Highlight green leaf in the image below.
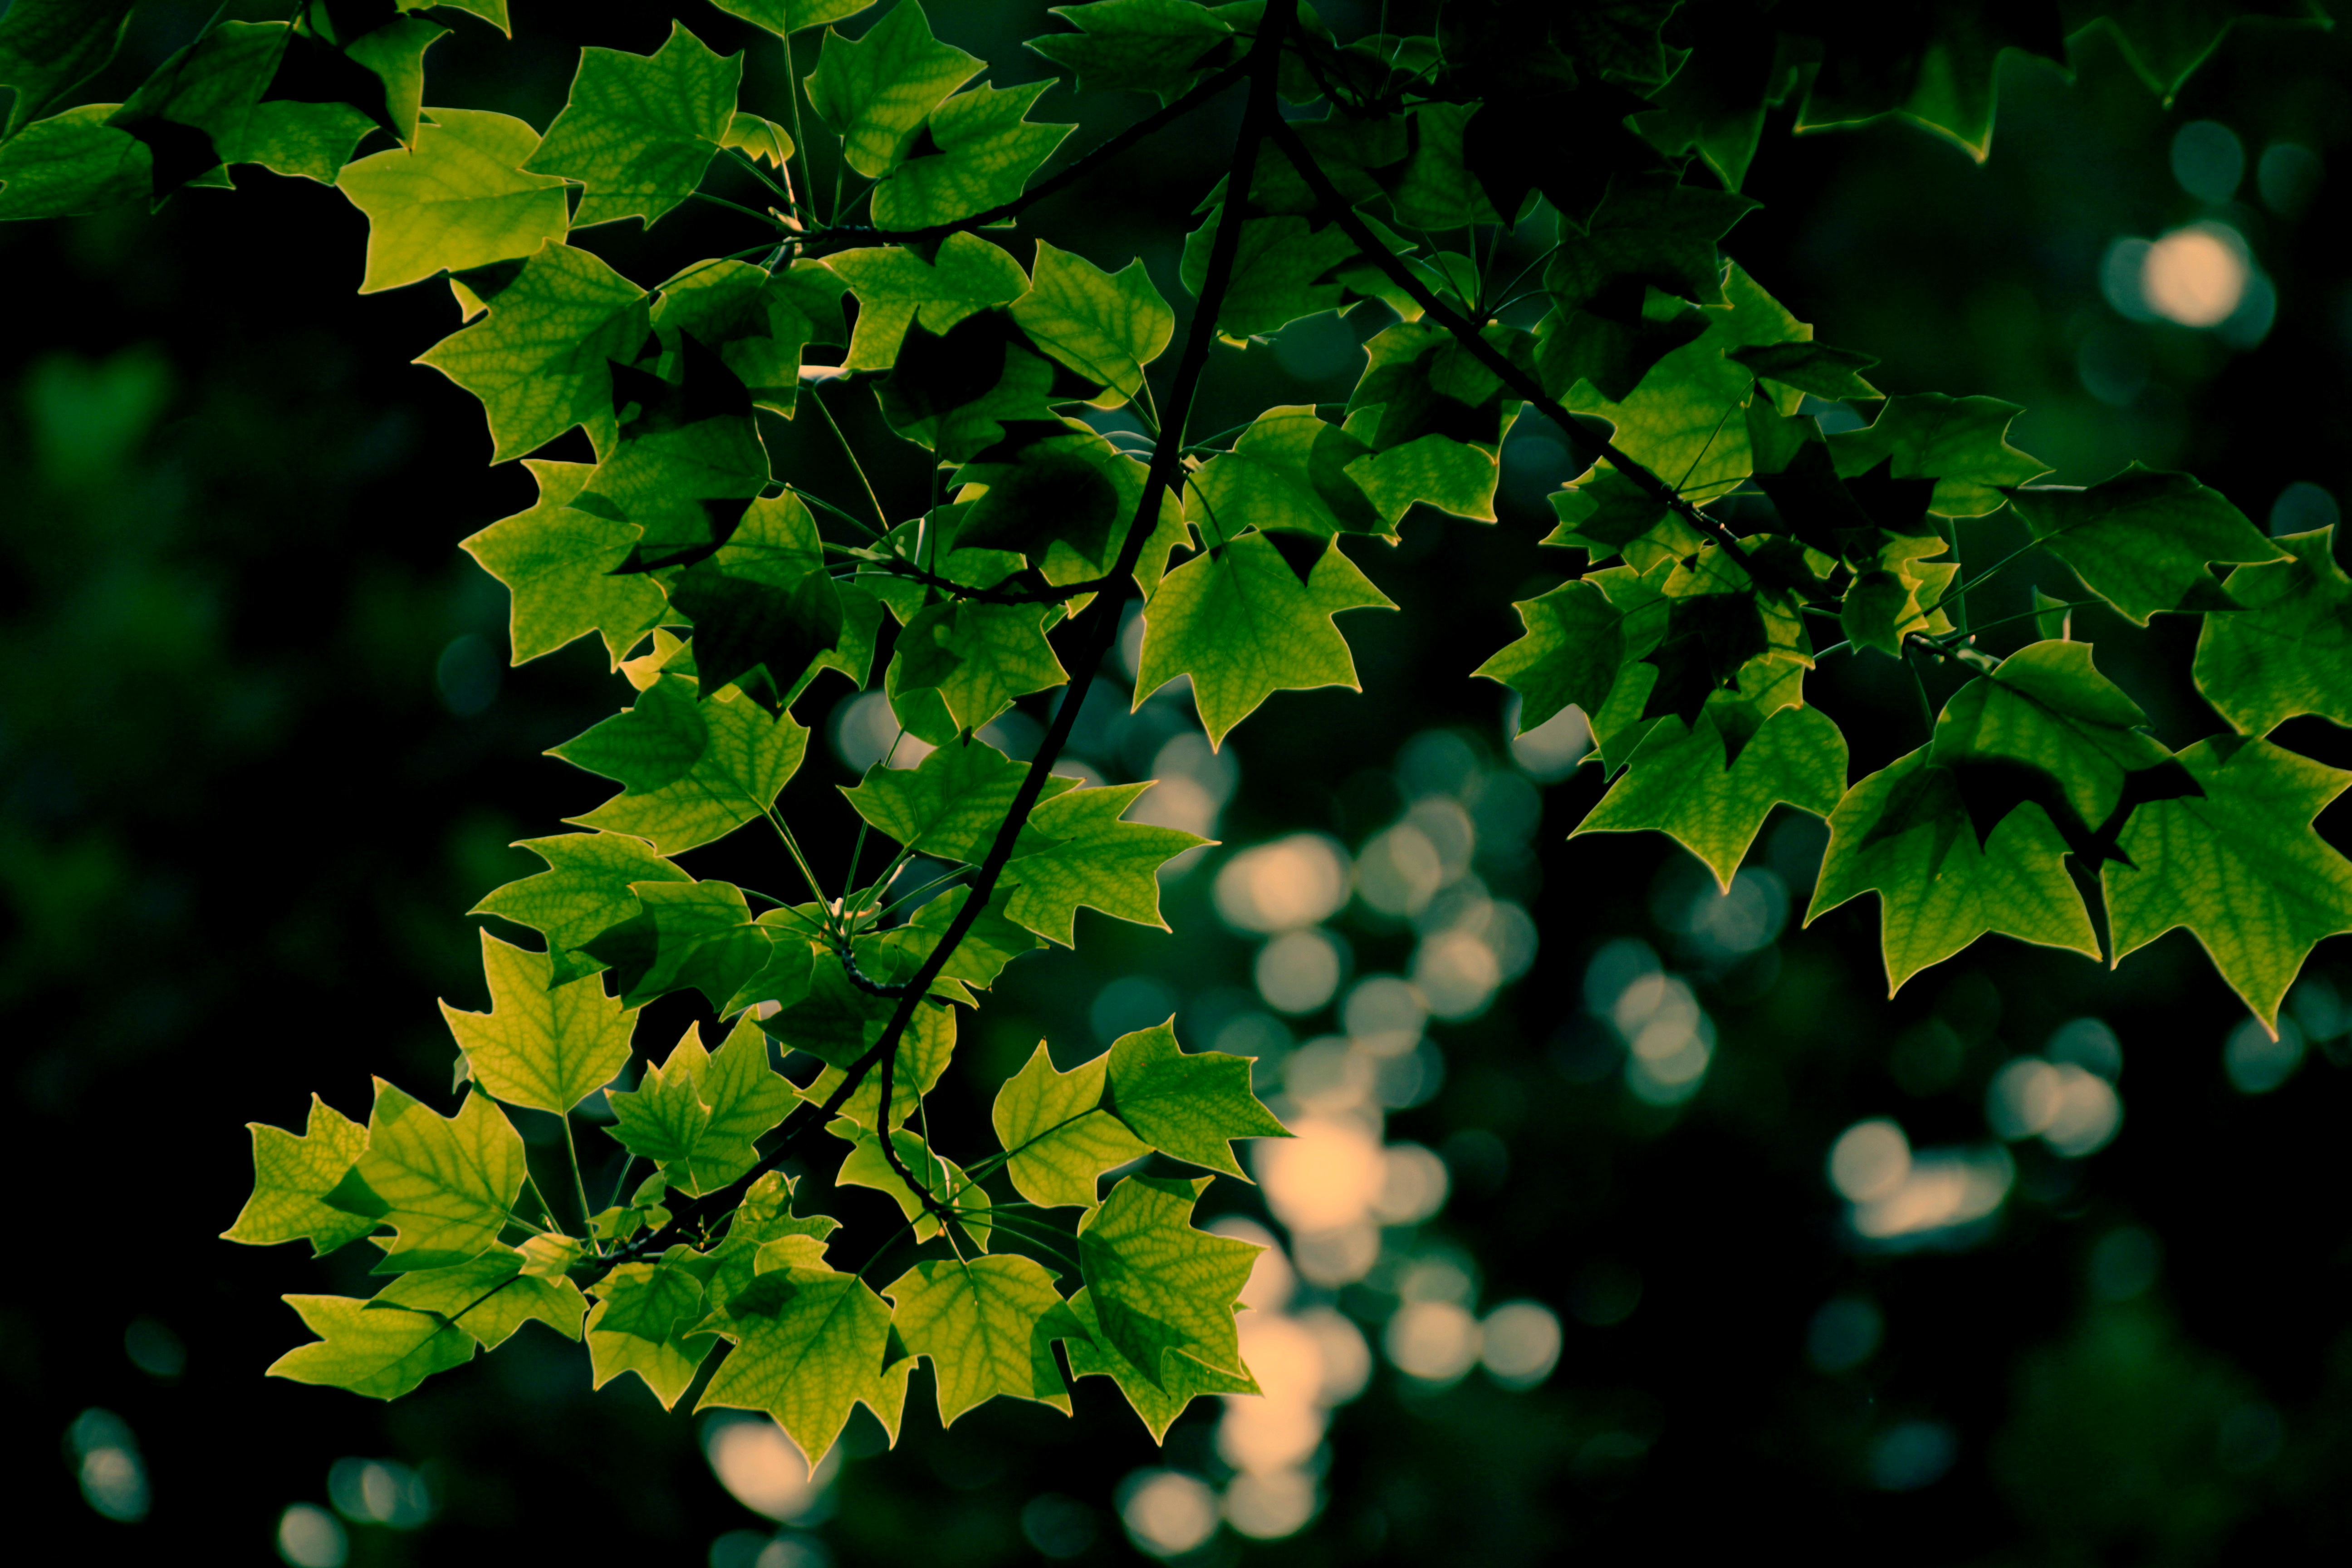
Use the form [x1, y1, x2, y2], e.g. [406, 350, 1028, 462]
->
[461, 458, 669, 669]
[0, 103, 150, 221]
[950, 425, 1170, 585]
[842, 735, 1080, 862]
[579, 355, 772, 571]
[372, 1245, 588, 1350]
[1077, 1174, 1259, 1387]
[886, 1256, 1077, 1424]
[1476, 576, 1622, 739]
[1135, 532, 1396, 747]
[586, 1251, 720, 1408]
[2011, 464, 2284, 627]
[1546, 177, 1760, 314]
[329, 1079, 528, 1272]
[2195, 527, 2352, 735]
[888, 599, 1069, 736]
[0, 0, 136, 136]
[835, 1123, 992, 1247]
[1060, 1285, 1253, 1440]
[872, 79, 1073, 228]
[1026, 0, 1238, 102]
[1729, 341, 1880, 401]
[696, 1260, 911, 1465]
[523, 23, 742, 228]
[1825, 392, 2052, 519]
[1931, 640, 2171, 829]
[1575, 703, 1847, 887]
[106, 22, 286, 192]
[267, 1295, 474, 1400]
[1010, 241, 1175, 407]
[1183, 405, 1382, 544]
[788, 988, 959, 1128]
[663, 491, 846, 702]
[338, 108, 571, 295]
[416, 240, 651, 462]
[608, 1017, 795, 1195]
[470, 831, 692, 986]
[992, 1041, 1151, 1208]
[1003, 783, 1208, 945]
[441, 928, 637, 1114]
[224, 1094, 376, 1256]
[580, 879, 772, 1010]
[1808, 746, 2098, 992]
[897, 883, 1046, 989]
[828, 232, 1030, 369]
[807, 0, 982, 177]
[554, 674, 809, 855]
[653, 260, 849, 417]
[2107, 735, 2352, 1029]
[1181, 206, 1359, 340]
[715, 1, 881, 36]
[1103, 1019, 1286, 1179]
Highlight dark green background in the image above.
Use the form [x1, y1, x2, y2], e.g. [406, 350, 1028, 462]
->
[9, 2, 2352, 1563]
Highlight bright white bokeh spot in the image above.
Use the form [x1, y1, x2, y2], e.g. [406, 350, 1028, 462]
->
[1829, 1119, 1912, 1204]
[1119, 1470, 1219, 1558]
[1509, 700, 1592, 781]
[1479, 1301, 1563, 1388]
[1849, 1148, 2014, 1241]
[1295, 1306, 1372, 1404]
[1412, 927, 1501, 1019]
[1385, 1300, 1482, 1382]
[1343, 974, 1426, 1057]
[1256, 927, 1343, 1014]
[704, 1416, 837, 1521]
[829, 689, 931, 772]
[1355, 822, 1446, 916]
[2226, 1017, 2305, 1094]
[1216, 834, 1352, 933]
[1222, 1468, 1318, 1540]
[277, 1504, 348, 1568]
[1987, 1057, 2063, 1139]
[1372, 1142, 1449, 1225]
[2040, 1066, 2123, 1157]
[1254, 1115, 1385, 1233]
[327, 1457, 434, 1529]
[69, 1409, 149, 1524]
[2141, 224, 2249, 327]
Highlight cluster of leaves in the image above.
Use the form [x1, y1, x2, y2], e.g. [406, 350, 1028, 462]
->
[5, 0, 2343, 1464]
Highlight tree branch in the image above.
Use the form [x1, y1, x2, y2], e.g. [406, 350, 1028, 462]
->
[785, 56, 1253, 258]
[601, 0, 1298, 1272]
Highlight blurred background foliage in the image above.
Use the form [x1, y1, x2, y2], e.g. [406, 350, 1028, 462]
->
[10, 1, 2352, 1563]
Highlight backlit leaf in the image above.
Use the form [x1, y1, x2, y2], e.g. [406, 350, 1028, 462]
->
[224, 1094, 375, 1256]
[992, 1041, 1150, 1208]
[267, 1295, 474, 1400]
[372, 1245, 588, 1349]
[461, 458, 669, 667]
[2194, 527, 2352, 736]
[885, 1254, 1074, 1423]
[871, 79, 1073, 229]
[2011, 464, 2283, 627]
[523, 23, 741, 228]
[807, 0, 981, 177]
[696, 1260, 909, 1465]
[1576, 702, 1847, 887]
[554, 673, 808, 855]
[329, 1079, 528, 1272]
[339, 108, 570, 294]
[1104, 1020, 1285, 1179]
[469, 830, 692, 986]
[1010, 240, 1175, 407]
[1003, 784, 1208, 945]
[1077, 1174, 1259, 1387]
[441, 928, 637, 1114]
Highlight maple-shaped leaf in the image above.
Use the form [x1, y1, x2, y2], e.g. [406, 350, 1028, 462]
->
[1026, 0, 1240, 101]
[1340, 315, 1527, 528]
[371, 1245, 588, 1350]
[807, 0, 981, 177]
[0, 103, 151, 222]
[469, 831, 691, 986]
[416, 240, 651, 462]
[0, 0, 137, 137]
[871, 314, 1064, 461]
[1637, 588, 1770, 725]
[609, 1017, 795, 1195]
[827, 232, 1030, 370]
[992, 1041, 1151, 1209]
[1135, 533, 1396, 747]
[580, 344, 771, 572]
[2010, 464, 2284, 627]
[586, 1252, 720, 1408]
[871, 79, 1073, 229]
[580, 878, 773, 1010]
[951, 425, 1177, 588]
[1183, 406, 1383, 545]
[1059, 1285, 1254, 1441]
[338, 108, 570, 294]
[1729, 340, 1881, 402]
[842, 735, 1080, 862]
[224, 1094, 375, 1256]
[652, 259, 849, 418]
[1824, 392, 2051, 519]
[1748, 397, 1938, 560]
[2195, 527, 2352, 736]
[696, 1260, 913, 1466]
[1576, 702, 1847, 887]
[886, 1254, 1077, 1425]
[461, 458, 669, 669]
[554, 674, 809, 855]
[834, 1122, 992, 1248]
[1547, 175, 1759, 313]
[523, 23, 741, 229]
[267, 1295, 474, 1400]
[1793, 4, 2067, 159]
[441, 928, 637, 1114]
[1009, 241, 1174, 408]
[1808, 746, 2097, 993]
[1077, 1174, 1260, 1389]
[1931, 640, 2173, 832]
[1103, 1021, 1286, 1180]
[893, 883, 1045, 989]
[713, 2, 878, 38]
[1476, 576, 1624, 738]
[887, 598, 1069, 737]
[324, 1079, 527, 1273]
[2107, 735, 2352, 1029]
[1180, 206, 1359, 340]
[1002, 784, 1209, 945]
[663, 491, 846, 702]
[788, 988, 958, 1129]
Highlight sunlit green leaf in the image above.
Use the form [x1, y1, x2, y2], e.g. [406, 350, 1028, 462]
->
[992, 1041, 1151, 1208]
[1010, 241, 1174, 407]
[872, 80, 1073, 229]
[1576, 702, 1847, 887]
[461, 458, 669, 668]
[2011, 464, 2283, 627]
[581, 879, 772, 1010]
[887, 599, 1069, 736]
[1059, 1285, 1253, 1439]
[1026, 0, 1238, 102]
[834, 1122, 991, 1247]
[1183, 405, 1382, 544]
[1104, 1019, 1286, 1179]
[886, 1254, 1075, 1424]
[1077, 1174, 1259, 1387]
[842, 735, 1080, 862]
[1003, 784, 1208, 945]
[828, 231, 1029, 368]
[0, 103, 150, 220]
[2194, 527, 2352, 736]
[268, 1294, 474, 1400]
[469, 830, 692, 986]
[523, 22, 741, 228]
[372, 1245, 588, 1349]
[587, 1251, 720, 1408]
[807, 0, 981, 177]
[696, 1259, 910, 1465]
[328, 1079, 528, 1273]
[1931, 640, 2171, 829]
[554, 674, 809, 855]
[339, 108, 571, 294]
[441, 928, 637, 1114]
[224, 1094, 375, 1256]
